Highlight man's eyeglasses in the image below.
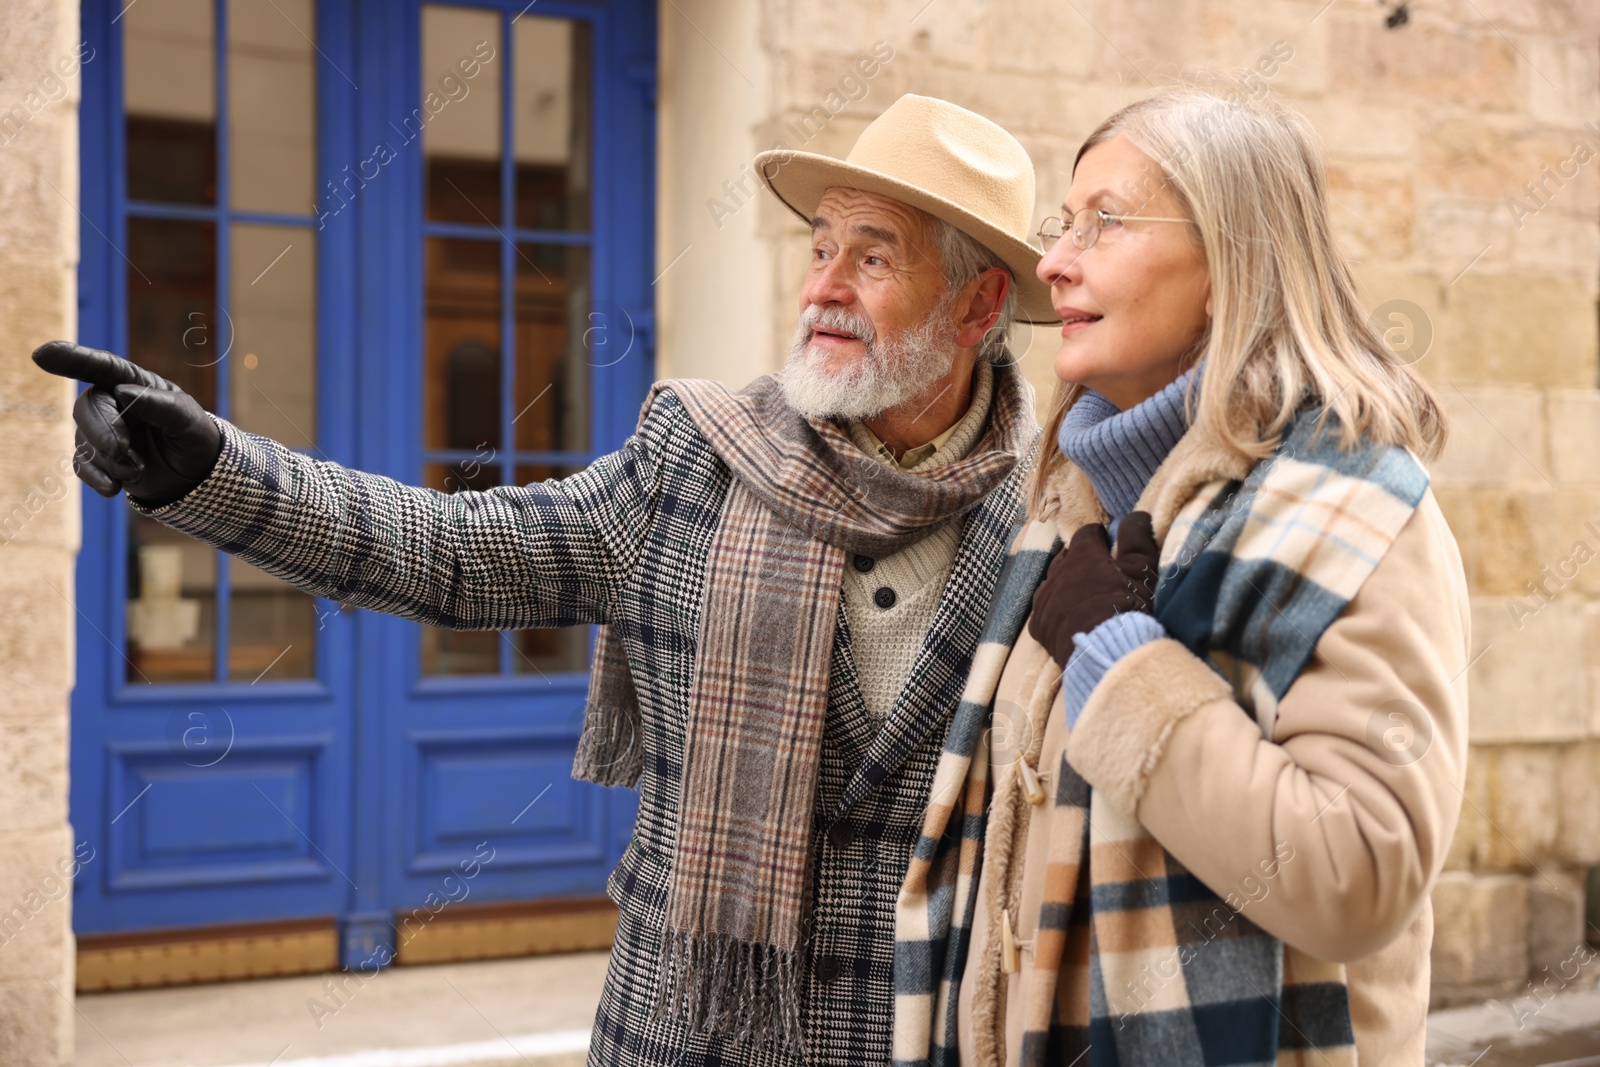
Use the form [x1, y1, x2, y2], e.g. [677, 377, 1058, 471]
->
[1037, 208, 1194, 252]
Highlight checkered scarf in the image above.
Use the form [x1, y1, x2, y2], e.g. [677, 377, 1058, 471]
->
[575, 361, 1038, 1052]
[893, 408, 1430, 1066]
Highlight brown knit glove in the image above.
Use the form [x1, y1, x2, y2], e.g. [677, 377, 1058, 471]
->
[1027, 511, 1160, 669]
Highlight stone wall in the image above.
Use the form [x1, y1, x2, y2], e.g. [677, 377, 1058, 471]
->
[0, 0, 83, 1062]
[661, 0, 1600, 1012]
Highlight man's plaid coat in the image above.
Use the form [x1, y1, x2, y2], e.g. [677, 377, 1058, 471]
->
[133, 389, 1033, 1066]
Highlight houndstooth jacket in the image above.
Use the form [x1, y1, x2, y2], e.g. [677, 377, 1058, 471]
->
[133, 389, 1033, 1066]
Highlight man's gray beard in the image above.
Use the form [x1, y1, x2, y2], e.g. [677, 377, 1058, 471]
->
[780, 301, 958, 421]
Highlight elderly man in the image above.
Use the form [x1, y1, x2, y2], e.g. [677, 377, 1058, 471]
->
[36, 94, 1056, 1066]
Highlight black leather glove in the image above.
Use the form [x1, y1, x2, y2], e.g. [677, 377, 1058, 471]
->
[1027, 511, 1160, 669]
[33, 341, 223, 507]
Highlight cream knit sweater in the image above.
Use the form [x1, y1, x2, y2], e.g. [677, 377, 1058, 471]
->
[840, 360, 995, 721]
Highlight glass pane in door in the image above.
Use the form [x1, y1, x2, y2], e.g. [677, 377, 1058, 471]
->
[124, 0, 216, 205]
[229, 557, 315, 682]
[422, 6, 502, 225]
[513, 16, 590, 232]
[514, 244, 589, 453]
[228, 0, 317, 214]
[230, 225, 317, 447]
[127, 516, 216, 683]
[423, 236, 502, 453]
[125, 217, 218, 404]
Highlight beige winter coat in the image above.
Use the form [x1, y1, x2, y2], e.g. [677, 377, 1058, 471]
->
[958, 417, 1471, 1066]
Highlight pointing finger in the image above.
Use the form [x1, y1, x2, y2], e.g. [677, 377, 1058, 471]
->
[33, 341, 162, 391]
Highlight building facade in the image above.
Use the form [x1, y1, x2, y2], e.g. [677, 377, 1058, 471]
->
[0, 0, 1596, 1062]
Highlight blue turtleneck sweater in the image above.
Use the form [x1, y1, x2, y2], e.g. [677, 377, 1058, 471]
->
[1057, 365, 1199, 729]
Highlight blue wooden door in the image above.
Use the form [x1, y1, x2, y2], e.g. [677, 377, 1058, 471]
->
[72, 0, 655, 968]
[341, 0, 655, 965]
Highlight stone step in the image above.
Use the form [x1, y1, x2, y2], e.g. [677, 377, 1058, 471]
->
[71, 952, 609, 1067]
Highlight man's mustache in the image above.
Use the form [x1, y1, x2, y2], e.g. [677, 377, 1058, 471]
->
[798, 304, 877, 349]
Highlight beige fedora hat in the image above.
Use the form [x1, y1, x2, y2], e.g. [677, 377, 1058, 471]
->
[754, 94, 1058, 325]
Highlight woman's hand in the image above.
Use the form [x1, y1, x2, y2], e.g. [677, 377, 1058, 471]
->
[1027, 511, 1160, 668]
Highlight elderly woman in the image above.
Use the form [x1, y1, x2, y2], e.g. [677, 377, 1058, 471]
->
[894, 88, 1469, 1067]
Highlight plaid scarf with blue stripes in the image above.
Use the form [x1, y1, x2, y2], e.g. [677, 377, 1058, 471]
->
[893, 407, 1430, 1066]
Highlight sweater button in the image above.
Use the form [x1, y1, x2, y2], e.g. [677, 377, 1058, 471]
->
[828, 821, 856, 849]
[873, 586, 897, 609]
[814, 955, 842, 984]
[852, 554, 875, 573]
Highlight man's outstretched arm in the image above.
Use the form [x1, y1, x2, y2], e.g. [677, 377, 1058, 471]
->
[35, 340, 662, 631]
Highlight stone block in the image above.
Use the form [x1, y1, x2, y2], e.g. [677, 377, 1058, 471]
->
[1587, 602, 1600, 739]
[1499, 130, 1600, 231]
[1511, 209, 1600, 281]
[1324, 161, 1413, 260]
[982, 0, 1099, 76]
[1540, 492, 1600, 600]
[769, 106, 865, 162]
[1027, 82, 1148, 185]
[1437, 490, 1600, 602]
[1442, 271, 1598, 388]
[1329, 19, 1519, 111]
[0, 422, 82, 552]
[1493, 496, 1583, 599]
[1429, 870, 1528, 992]
[1423, 119, 1600, 210]
[0, 980, 72, 1067]
[1439, 493, 1544, 598]
[1526, 868, 1589, 978]
[0, 825, 77, 982]
[1443, 744, 1487, 871]
[1526, 39, 1600, 130]
[1298, 99, 1417, 160]
[1468, 603, 1588, 744]
[1445, 0, 1600, 39]
[1219, 6, 1326, 99]
[1556, 738, 1600, 866]
[1070, 0, 1205, 86]
[1418, 117, 1516, 203]
[1430, 383, 1546, 489]
[0, 717, 66, 833]
[0, 104, 78, 262]
[1481, 745, 1562, 870]
[1013, 133, 1079, 210]
[776, 50, 904, 132]
[1349, 264, 1446, 376]
[779, 0, 982, 73]
[1548, 390, 1600, 485]
[1421, 201, 1514, 265]
[966, 70, 1086, 140]
[0, 254, 76, 422]
[0, 546, 75, 718]
[0, 0, 80, 98]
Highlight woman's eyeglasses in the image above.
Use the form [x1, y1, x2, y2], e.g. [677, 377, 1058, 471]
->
[1037, 208, 1194, 252]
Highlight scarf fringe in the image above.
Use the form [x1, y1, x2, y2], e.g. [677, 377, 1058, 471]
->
[572, 701, 643, 787]
[652, 929, 805, 1054]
